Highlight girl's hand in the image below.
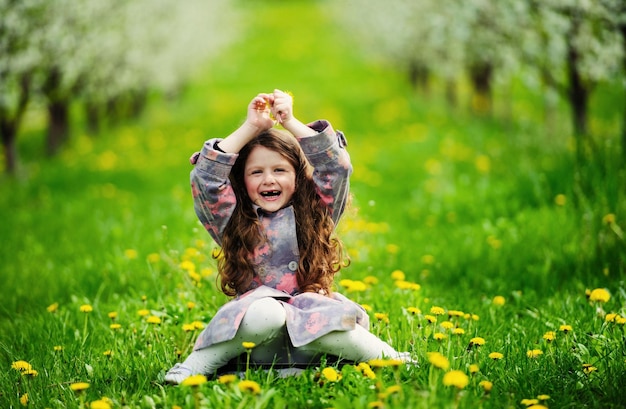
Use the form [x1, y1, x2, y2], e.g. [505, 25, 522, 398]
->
[245, 93, 275, 131]
[270, 89, 295, 125]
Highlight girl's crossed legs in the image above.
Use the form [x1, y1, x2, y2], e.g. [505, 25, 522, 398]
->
[165, 297, 405, 384]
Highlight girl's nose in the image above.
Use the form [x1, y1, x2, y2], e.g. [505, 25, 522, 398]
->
[262, 172, 276, 185]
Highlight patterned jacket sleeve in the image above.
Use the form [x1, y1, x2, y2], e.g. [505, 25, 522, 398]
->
[297, 120, 352, 225]
[189, 139, 238, 245]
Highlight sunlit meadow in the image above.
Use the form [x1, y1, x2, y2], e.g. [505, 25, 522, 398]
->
[1, 1, 625, 408]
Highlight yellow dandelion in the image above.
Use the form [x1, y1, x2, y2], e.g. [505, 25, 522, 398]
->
[427, 352, 450, 370]
[182, 323, 196, 332]
[385, 243, 399, 254]
[527, 405, 548, 409]
[615, 316, 626, 325]
[179, 260, 195, 272]
[559, 324, 573, 333]
[181, 374, 207, 386]
[242, 342, 256, 349]
[390, 270, 405, 281]
[521, 398, 539, 406]
[430, 306, 445, 316]
[469, 337, 486, 347]
[47, 303, 59, 313]
[537, 394, 550, 401]
[543, 331, 556, 342]
[103, 350, 113, 357]
[90, 399, 112, 409]
[374, 313, 389, 324]
[107, 311, 118, 320]
[146, 315, 162, 325]
[363, 276, 379, 285]
[469, 364, 479, 374]
[361, 303, 373, 312]
[238, 379, 261, 394]
[11, 361, 32, 372]
[217, 374, 238, 384]
[527, 349, 543, 358]
[70, 382, 90, 392]
[582, 363, 597, 374]
[354, 362, 374, 376]
[147, 253, 161, 263]
[479, 380, 493, 392]
[368, 401, 385, 409]
[110, 323, 121, 330]
[440, 321, 454, 330]
[386, 385, 402, 394]
[452, 328, 465, 335]
[407, 307, 421, 315]
[124, 249, 138, 259]
[602, 213, 616, 224]
[192, 321, 205, 330]
[424, 314, 437, 323]
[433, 332, 447, 341]
[588, 288, 610, 303]
[395, 280, 421, 290]
[54, 346, 63, 352]
[488, 352, 504, 360]
[321, 367, 341, 382]
[475, 155, 491, 173]
[137, 309, 150, 317]
[554, 194, 567, 206]
[605, 313, 619, 323]
[368, 358, 403, 368]
[448, 310, 464, 318]
[492, 295, 506, 306]
[22, 369, 38, 377]
[186, 301, 196, 310]
[442, 370, 469, 389]
[79, 304, 93, 313]
[20, 393, 28, 406]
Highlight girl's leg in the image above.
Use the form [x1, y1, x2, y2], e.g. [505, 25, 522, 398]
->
[295, 325, 408, 363]
[165, 297, 287, 384]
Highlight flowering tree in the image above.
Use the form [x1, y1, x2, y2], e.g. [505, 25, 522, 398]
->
[0, 0, 43, 174]
[523, 0, 624, 161]
[334, 0, 625, 157]
[0, 0, 238, 174]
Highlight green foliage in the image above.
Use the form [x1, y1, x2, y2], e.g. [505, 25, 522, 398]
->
[1, 1, 625, 408]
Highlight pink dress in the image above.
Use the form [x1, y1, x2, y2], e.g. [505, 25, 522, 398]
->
[189, 120, 369, 351]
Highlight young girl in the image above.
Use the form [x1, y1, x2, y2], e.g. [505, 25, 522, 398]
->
[165, 90, 410, 384]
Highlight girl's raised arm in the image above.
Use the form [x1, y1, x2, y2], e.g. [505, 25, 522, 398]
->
[217, 93, 275, 153]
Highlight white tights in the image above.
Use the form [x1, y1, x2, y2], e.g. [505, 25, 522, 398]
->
[176, 297, 402, 378]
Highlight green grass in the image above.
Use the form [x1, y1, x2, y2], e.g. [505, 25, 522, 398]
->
[1, 0, 625, 408]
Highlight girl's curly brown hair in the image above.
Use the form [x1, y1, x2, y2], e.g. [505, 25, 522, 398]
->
[216, 128, 348, 297]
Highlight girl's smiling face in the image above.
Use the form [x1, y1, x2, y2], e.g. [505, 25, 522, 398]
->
[244, 145, 296, 213]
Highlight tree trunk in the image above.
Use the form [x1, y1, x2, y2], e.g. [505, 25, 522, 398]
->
[408, 60, 430, 94]
[85, 100, 102, 135]
[0, 73, 31, 175]
[1, 121, 18, 175]
[566, 26, 590, 164]
[620, 24, 626, 159]
[469, 61, 493, 114]
[42, 67, 72, 156]
[45, 99, 70, 156]
[445, 79, 457, 108]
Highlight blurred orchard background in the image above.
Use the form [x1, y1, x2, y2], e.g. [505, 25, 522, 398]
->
[1, 0, 625, 408]
[2, 0, 625, 173]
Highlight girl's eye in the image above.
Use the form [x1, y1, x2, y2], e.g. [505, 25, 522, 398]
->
[250, 170, 262, 175]
[274, 168, 285, 173]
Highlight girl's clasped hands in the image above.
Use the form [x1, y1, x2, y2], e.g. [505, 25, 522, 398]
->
[248, 89, 294, 129]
